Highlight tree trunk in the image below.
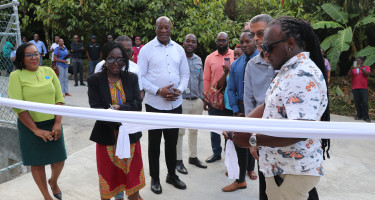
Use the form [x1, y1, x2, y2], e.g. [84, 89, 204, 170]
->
[224, 0, 237, 21]
[43, 25, 51, 58]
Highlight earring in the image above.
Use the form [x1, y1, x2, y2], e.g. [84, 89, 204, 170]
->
[288, 48, 291, 52]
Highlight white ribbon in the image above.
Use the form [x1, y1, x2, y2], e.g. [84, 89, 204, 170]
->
[115, 124, 130, 159]
[225, 139, 239, 180]
[1, 97, 375, 158]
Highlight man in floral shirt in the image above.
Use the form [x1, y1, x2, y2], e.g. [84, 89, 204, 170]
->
[234, 17, 330, 200]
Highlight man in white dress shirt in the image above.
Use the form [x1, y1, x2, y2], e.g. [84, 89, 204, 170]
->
[138, 16, 190, 195]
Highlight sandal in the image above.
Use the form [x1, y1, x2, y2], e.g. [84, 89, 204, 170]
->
[48, 179, 62, 200]
[248, 171, 258, 180]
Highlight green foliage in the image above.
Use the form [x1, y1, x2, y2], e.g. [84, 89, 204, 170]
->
[355, 15, 375, 27]
[336, 27, 352, 52]
[313, 2, 375, 71]
[312, 21, 344, 29]
[356, 46, 375, 57]
[321, 3, 348, 24]
[16, 0, 375, 66]
[18, 0, 242, 57]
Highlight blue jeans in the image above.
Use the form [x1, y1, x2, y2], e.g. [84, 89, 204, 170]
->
[89, 60, 99, 75]
[58, 66, 69, 94]
[208, 105, 232, 156]
[39, 55, 43, 66]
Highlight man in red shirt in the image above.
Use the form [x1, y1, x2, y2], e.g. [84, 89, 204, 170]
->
[203, 32, 234, 163]
[347, 56, 372, 122]
[132, 36, 143, 63]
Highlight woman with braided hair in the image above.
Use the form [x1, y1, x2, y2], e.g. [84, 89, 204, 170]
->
[233, 16, 330, 200]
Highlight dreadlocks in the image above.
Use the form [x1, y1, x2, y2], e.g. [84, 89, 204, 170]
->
[270, 17, 331, 159]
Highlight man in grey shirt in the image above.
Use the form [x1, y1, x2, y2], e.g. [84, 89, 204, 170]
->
[244, 54, 275, 115]
[176, 34, 207, 175]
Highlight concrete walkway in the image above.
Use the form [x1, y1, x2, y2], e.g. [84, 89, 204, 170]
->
[0, 80, 374, 200]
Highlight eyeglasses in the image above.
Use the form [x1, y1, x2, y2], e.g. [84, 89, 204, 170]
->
[260, 38, 289, 53]
[249, 31, 264, 39]
[25, 52, 40, 59]
[106, 57, 125, 65]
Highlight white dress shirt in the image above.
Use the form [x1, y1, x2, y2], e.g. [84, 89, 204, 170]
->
[50, 43, 59, 61]
[94, 60, 143, 91]
[138, 37, 190, 110]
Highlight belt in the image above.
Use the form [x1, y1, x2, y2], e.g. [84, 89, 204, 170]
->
[238, 100, 244, 104]
[184, 97, 198, 100]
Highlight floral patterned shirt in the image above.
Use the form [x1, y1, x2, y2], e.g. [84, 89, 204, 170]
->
[259, 52, 328, 177]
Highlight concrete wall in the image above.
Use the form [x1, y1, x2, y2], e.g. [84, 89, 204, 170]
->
[0, 126, 29, 183]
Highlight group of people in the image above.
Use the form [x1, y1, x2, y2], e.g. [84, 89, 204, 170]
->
[6, 13, 371, 200]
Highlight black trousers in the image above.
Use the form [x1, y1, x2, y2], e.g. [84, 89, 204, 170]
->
[235, 103, 255, 183]
[146, 104, 182, 180]
[352, 89, 369, 119]
[72, 58, 84, 84]
[235, 144, 255, 183]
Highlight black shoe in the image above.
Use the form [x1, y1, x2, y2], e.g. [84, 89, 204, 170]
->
[189, 157, 207, 168]
[364, 118, 371, 123]
[205, 154, 221, 163]
[176, 160, 188, 174]
[355, 116, 362, 120]
[80, 83, 86, 86]
[74, 83, 78, 87]
[166, 174, 186, 190]
[151, 179, 162, 194]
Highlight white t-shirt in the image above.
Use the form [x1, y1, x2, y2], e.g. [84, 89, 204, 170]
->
[94, 60, 143, 91]
[50, 43, 59, 61]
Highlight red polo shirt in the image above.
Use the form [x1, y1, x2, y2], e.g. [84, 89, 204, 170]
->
[351, 66, 371, 89]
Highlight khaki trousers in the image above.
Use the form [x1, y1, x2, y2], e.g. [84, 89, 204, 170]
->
[177, 99, 204, 160]
[265, 174, 320, 200]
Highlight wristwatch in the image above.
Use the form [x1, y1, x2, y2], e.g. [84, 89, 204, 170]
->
[249, 133, 257, 147]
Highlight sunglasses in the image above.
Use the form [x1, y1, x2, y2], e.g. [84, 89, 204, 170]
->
[249, 31, 264, 39]
[107, 57, 125, 65]
[260, 38, 289, 53]
[25, 52, 40, 59]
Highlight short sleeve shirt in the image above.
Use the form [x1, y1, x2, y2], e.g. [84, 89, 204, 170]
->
[54, 46, 69, 68]
[351, 65, 371, 89]
[2, 41, 13, 58]
[8, 67, 65, 122]
[259, 52, 328, 177]
[324, 58, 330, 71]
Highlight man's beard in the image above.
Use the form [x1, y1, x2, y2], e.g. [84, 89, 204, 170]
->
[217, 45, 228, 54]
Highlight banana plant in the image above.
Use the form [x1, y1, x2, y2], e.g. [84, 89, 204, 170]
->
[313, 3, 375, 70]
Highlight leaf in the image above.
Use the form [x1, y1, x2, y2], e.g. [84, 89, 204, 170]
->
[356, 46, 375, 57]
[327, 48, 341, 71]
[321, 34, 338, 50]
[334, 85, 344, 96]
[364, 54, 375, 66]
[355, 15, 375, 27]
[312, 21, 344, 29]
[321, 3, 348, 24]
[348, 13, 360, 19]
[335, 27, 352, 52]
